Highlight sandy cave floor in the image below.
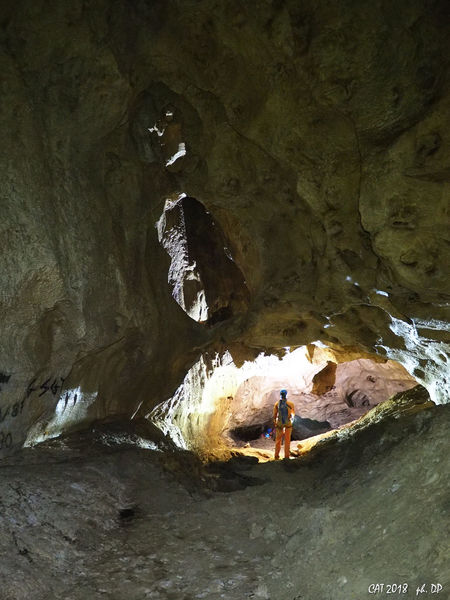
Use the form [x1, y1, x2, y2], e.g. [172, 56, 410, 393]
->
[0, 405, 448, 600]
[230, 427, 342, 462]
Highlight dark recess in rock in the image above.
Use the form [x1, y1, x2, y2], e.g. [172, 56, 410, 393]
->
[291, 415, 332, 440]
[182, 196, 250, 323]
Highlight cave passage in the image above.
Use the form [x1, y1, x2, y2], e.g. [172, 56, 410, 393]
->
[148, 345, 419, 461]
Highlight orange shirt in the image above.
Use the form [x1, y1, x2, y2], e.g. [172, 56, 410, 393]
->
[273, 399, 295, 427]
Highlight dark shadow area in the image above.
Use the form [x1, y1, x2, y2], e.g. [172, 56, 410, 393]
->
[230, 415, 332, 445]
[229, 420, 273, 443]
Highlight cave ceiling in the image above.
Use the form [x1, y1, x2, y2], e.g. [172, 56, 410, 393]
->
[0, 0, 449, 451]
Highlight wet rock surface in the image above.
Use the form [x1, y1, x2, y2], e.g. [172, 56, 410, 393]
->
[0, 403, 448, 600]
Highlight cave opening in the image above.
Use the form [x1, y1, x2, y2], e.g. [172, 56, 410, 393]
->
[148, 344, 420, 462]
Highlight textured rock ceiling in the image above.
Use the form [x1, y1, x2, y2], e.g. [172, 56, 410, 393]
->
[0, 0, 449, 452]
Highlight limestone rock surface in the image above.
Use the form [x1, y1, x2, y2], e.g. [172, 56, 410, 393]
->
[0, 402, 447, 600]
[0, 0, 449, 452]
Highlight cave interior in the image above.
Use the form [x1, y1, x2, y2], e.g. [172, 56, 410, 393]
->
[0, 1, 449, 598]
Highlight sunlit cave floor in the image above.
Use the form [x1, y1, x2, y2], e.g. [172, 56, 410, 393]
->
[229, 435, 330, 462]
[1, 404, 449, 599]
[230, 425, 343, 461]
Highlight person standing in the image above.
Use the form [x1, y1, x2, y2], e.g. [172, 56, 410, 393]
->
[273, 389, 295, 460]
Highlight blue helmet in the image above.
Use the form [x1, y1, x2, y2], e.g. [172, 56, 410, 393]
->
[280, 389, 287, 398]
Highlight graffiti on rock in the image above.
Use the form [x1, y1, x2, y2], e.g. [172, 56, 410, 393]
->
[26, 376, 65, 399]
[0, 431, 12, 449]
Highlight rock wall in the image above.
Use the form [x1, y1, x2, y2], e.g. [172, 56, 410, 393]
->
[0, 0, 449, 453]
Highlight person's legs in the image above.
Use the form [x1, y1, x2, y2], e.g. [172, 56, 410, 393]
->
[284, 426, 292, 458]
[274, 427, 283, 459]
